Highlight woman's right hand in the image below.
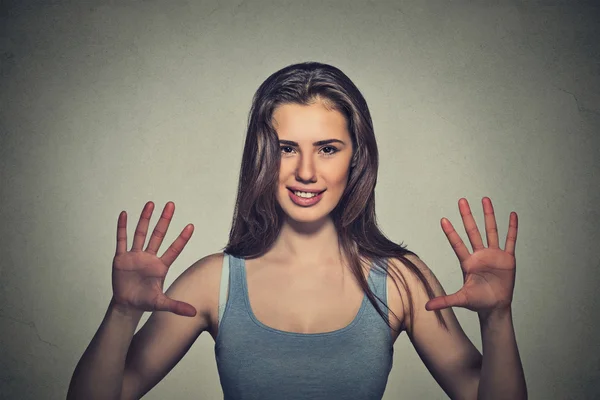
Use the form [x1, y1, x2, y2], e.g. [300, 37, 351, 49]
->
[111, 201, 197, 317]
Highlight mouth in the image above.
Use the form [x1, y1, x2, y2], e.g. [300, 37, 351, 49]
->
[287, 188, 326, 198]
[287, 188, 326, 206]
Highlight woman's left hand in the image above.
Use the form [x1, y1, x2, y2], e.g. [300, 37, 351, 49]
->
[425, 197, 518, 316]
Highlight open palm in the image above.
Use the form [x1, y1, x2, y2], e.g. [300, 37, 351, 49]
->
[112, 201, 197, 317]
[425, 197, 518, 314]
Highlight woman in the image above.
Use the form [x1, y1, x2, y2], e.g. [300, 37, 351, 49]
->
[67, 62, 527, 399]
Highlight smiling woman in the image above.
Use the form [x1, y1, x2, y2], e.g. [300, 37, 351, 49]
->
[67, 62, 527, 400]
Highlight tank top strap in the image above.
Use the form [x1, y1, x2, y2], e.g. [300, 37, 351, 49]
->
[366, 258, 389, 309]
[218, 253, 252, 330]
[223, 253, 245, 306]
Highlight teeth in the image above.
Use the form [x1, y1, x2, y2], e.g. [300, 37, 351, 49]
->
[294, 191, 318, 198]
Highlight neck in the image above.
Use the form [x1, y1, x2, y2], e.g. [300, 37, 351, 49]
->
[270, 216, 343, 266]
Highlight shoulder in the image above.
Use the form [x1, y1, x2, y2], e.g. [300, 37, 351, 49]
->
[176, 252, 225, 288]
[168, 252, 225, 322]
[384, 254, 443, 330]
[186, 252, 225, 275]
[386, 253, 438, 291]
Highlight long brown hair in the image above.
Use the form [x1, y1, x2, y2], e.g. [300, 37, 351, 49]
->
[224, 61, 446, 333]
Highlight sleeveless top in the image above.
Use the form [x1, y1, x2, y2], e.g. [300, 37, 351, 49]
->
[214, 253, 394, 400]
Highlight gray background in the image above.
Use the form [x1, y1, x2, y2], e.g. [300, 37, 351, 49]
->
[1, 1, 599, 399]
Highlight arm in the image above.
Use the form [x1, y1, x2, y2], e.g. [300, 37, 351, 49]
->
[398, 255, 526, 400]
[397, 197, 526, 399]
[67, 253, 222, 400]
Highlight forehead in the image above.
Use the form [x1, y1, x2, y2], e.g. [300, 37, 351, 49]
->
[271, 102, 350, 141]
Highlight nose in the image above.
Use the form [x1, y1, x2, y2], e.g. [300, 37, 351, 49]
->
[295, 153, 317, 183]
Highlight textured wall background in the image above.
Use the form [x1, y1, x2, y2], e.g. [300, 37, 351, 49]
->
[1, 1, 599, 399]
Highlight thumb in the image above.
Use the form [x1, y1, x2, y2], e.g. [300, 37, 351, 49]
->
[425, 290, 467, 311]
[155, 295, 197, 317]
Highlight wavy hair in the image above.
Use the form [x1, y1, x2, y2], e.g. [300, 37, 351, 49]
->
[224, 61, 446, 333]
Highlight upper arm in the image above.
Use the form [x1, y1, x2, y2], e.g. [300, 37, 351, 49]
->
[393, 255, 482, 400]
[120, 252, 224, 400]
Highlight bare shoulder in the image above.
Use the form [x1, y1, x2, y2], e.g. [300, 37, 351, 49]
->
[384, 254, 444, 335]
[388, 253, 434, 278]
[178, 252, 225, 323]
[186, 251, 225, 277]
[387, 253, 441, 295]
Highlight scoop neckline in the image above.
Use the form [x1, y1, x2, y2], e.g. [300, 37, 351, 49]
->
[240, 257, 372, 337]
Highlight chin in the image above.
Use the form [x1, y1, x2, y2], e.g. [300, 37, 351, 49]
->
[287, 212, 329, 224]
[281, 203, 336, 226]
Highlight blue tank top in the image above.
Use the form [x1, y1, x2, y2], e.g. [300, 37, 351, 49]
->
[214, 253, 394, 400]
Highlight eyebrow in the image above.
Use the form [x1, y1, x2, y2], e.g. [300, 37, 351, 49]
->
[278, 139, 346, 146]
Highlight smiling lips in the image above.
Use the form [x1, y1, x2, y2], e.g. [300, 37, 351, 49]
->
[287, 188, 325, 206]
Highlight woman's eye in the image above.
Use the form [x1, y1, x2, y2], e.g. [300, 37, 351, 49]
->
[280, 146, 294, 154]
[321, 146, 338, 155]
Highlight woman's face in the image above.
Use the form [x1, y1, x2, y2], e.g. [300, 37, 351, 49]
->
[272, 100, 354, 225]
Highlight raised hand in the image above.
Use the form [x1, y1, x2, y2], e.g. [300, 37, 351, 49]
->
[425, 197, 518, 315]
[112, 201, 197, 317]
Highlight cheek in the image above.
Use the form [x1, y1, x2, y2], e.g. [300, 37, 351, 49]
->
[331, 160, 352, 185]
[278, 163, 291, 185]
[331, 172, 348, 187]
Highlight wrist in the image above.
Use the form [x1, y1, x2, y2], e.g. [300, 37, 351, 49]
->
[109, 296, 144, 320]
[478, 305, 512, 324]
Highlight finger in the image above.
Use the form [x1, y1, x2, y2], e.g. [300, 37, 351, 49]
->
[458, 198, 485, 252]
[425, 290, 468, 311]
[160, 224, 194, 267]
[116, 211, 127, 256]
[131, 202, 154, 251]
[146, 202, 175, 255]
[155, 294, 197, 317]
[504, 211, 518, 256]
[482, 197, 500, 248]
[441, 217, 471, 264]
